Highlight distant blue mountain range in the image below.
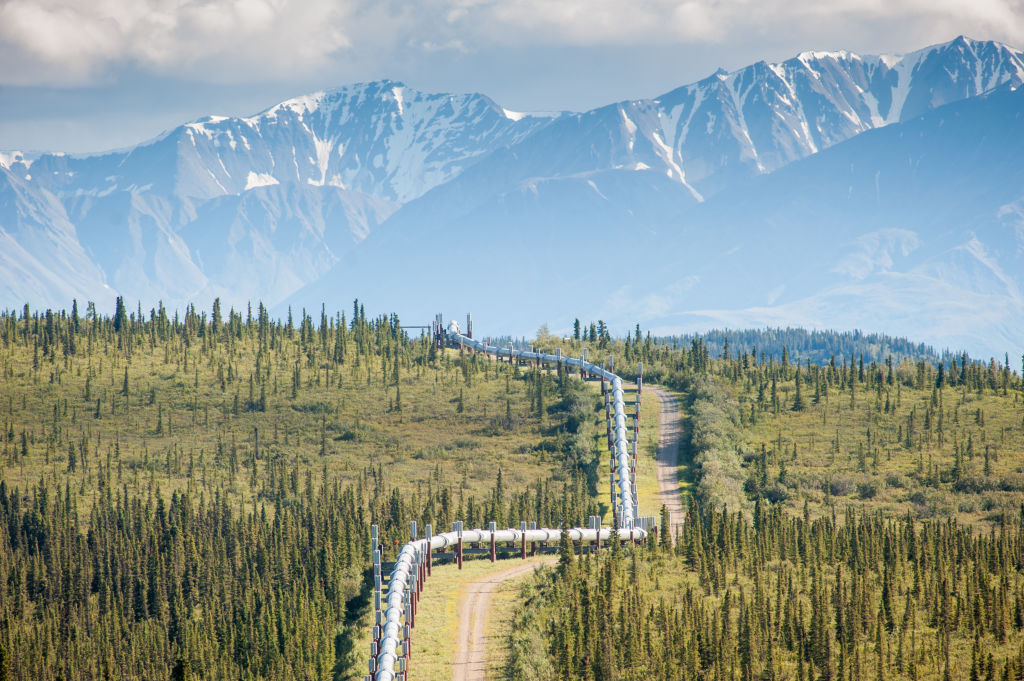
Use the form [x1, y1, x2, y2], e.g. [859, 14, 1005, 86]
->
[1, 36, 1022, 357]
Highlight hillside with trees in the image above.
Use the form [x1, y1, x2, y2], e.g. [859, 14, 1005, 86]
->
[508, 329, 1024, 681]
[0, 300, 604, 680]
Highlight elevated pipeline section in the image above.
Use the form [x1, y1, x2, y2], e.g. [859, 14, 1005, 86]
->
[366, 320, 656, 681]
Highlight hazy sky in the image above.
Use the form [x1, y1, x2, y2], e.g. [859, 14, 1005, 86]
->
[1, 0, 1022, 153]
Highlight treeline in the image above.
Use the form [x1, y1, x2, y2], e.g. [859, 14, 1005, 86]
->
[538, 326, 1023, 526]
[685, 375, 750, 517]
[655, 327, 953, 366]
[510, 503, 1024, 681]
[612, 335, 1023, 522]
[0, 463, 598, 680]
[0, 476, 355, 679]
[561, 320, 1021, 375]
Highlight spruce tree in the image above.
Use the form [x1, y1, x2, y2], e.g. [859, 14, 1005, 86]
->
[558, 522, 574, 576]
[793, 366, 805, 411]
[660, 504, 672, 551]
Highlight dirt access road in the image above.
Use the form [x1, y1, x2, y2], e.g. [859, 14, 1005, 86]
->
[451, 558, 556, 681]
[649, 385, 686, 540]
[449, 385, 686, 680]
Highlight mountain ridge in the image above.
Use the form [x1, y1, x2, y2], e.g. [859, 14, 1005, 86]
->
[1, 36, 1022, 357]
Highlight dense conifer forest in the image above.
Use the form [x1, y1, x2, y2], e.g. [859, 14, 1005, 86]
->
[654, 328, 950, 366]
[510, 504, 1024, 681]
[0, 300, 603, 680]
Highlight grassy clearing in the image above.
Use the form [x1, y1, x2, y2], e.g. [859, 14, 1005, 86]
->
[633, 383, 664, 519]
[0, 338, 566, 517]
[730, 365, 1024, 526]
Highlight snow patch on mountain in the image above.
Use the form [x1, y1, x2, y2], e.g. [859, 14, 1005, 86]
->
[245, 172, 279, 189]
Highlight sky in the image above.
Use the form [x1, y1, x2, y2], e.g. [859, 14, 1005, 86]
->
[1, 0, 1023, 154]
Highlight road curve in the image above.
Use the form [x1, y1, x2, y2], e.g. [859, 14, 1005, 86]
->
[452, 558, 557, 681]
[649, 386, 686, 540]
[449, 387, 686, 681]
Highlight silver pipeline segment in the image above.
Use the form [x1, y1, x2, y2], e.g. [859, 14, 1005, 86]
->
[453, 333, 638, 526]
[370, 526, 650, 681]
[455, 336, 635, 522]
[370, 328, 647, 681]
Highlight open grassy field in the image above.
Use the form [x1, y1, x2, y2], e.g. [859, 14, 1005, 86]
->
[725, 359, 1024, 526]
[0, 330, 569, 518]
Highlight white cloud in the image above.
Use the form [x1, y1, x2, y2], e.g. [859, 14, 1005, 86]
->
[0, 0, 351, 84]
[464, 0, 1024, 47]
[0, 0, 1022, 86]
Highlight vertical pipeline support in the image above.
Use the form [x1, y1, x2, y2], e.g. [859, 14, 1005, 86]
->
[409, 521, 419, 614]
[425, 523, 433, 576]
[631, 436, 638, 478]
[605, 392, 612, 450]
[404, 623, 411, 668]
[609, 471, 616, 524]
[456, 521, 464, 570]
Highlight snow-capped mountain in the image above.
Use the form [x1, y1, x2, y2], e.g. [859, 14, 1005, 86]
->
[1, 37, 1023, 357]
[3, 80, 551, 203]
[429, 35, 1024, 201]
[0, 167, 111, 306]
[652, 35, 1024, 193]
[286, 80, 1024, 358]
[0, 81, 548, 307]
